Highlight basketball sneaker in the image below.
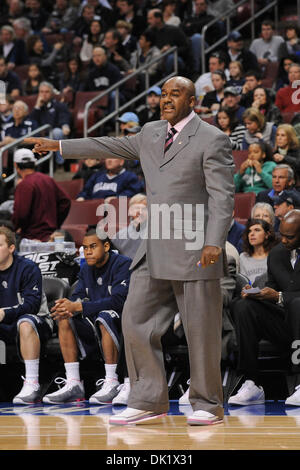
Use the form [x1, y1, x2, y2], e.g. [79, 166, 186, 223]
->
[228, 380, 265, 405]
[89, 378, 120, 404]
[285, 385, 300, 406]
[13, 377, 42, 404]
[112, 379, 131, 406]
[109, 407, 167, 425]
[42, 377, 85, 404]
[187, 410, 223, 426]
[178, 379, 190, 405]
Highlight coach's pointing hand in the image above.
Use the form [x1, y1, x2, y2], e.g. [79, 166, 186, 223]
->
[24, 137, 60, 154]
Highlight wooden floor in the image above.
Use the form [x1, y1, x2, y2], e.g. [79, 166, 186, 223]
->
[0, 403, 300, 451]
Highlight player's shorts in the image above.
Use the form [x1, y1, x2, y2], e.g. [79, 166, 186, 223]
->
[69, 310, 121, 360]
[0, 314, 53, 360]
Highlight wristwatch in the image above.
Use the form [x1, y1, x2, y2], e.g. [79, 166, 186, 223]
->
[277, 291, 284, 306]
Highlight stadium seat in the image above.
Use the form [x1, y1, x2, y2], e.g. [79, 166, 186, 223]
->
[282, 112, 295, 124]
[14, 64, 30, 81]
[234, 192, 256, 220]
[19, 94, 38, 112]
[61, 224, 88, 247]
[72, 91, 109, 137]
[62, 199, 105, 225]
[232, 150, 248, 171]
[56, 178, 84, 200]
[43, 276, 70, 309]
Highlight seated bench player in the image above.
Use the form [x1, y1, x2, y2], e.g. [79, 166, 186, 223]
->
[0, 227, 53, 404]
[42, 228, 131, 404]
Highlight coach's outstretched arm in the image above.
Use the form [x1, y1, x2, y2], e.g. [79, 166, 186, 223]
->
[24, 137, 60, 154]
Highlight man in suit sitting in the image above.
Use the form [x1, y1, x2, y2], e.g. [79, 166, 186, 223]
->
[229, 210, 300, 406]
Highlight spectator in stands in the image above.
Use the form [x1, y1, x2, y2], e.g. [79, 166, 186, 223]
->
[79, 19, 104, 63]
[72, 158, 104, 185]
[12, 17, 32, 44]
[0, 226, 53, 404]
[116, 0, 147, 39]
[250, 20, 284, 66]
[72, 4, 97, 47]
[0, 100, 37, 148]
[226, 61, 245, 94]
[272, 124, 300, 173]
[227, 212, 245, 254]
[251, 86, 283, 127]
[181, 0, 220, 77]
[194, 51, 229, 102]
[130, 29, 161, 87]
[26, 35, 64, 87]
[251, 202, 275, 228]
[138, 85, 161, 126]
[199, 70, 226, 115]
[0, 0, 25, 28]
[0, 96, 14, 133]
[79, 0, 115, 32]
[239, 69, 262, 109]
[229, 210, 300, 407]
[23, 63, 44, 95]
[102, 28, 132, 73]
[41, 0, 78, 34]
[42, 228, 131, 405]
[29, 81, 71, 164]
[273, 189, 300, 223]
[84, 47, 123, 115]
[278, 23, 300, 62]
[275, 55, 296, 92]
[162, 0, 181, 26]
[215, 107, 245, 150]
[221, 86, 246, 124]
[116, 20, 137, 55]
[25, 0, 49, 32]
[0, 55, 22, 98]
[223, 31, 259, 74]
[12, 148, 71, 241]
[256, 164, 295, 209]
[234, 141, 277, 194]
[239, 218, 278, 285]
[58, 55, 86, 94]
[76, 158, 143, 202]
[146, 8, 191, 75]
[0, 24, 28, 69]
[117, 111, 139, 134]
[275, 63, 300, 114]
[112, 193, 147, 260]
[242, 107, 277, 150]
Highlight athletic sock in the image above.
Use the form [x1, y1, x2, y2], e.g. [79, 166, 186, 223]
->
[65, 362, 81, 382]
[24, 359, 39, 383]
[104, 363, 118, 381]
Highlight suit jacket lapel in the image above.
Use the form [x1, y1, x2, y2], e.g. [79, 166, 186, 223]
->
[159, 116, 201, 169]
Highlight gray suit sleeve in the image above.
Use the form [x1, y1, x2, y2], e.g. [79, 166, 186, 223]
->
[61, 134, 141, 161]
[203, 132, 235, 247]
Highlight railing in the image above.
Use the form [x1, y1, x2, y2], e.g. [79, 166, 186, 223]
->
[83, 46, 178, 137]
[201, 0, 279, 73]
[0, 125, 54, 184]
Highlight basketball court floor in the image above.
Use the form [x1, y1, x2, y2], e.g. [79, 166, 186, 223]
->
[0, 401, 299, 451]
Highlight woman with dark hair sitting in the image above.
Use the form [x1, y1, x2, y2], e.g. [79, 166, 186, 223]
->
[251, 86, 282, 127]
[23, 63, 44, 96]
[199, 70, 227, 115]
[59, 55, 86, 94]
[80, 20, 105, 63]
[275, 55, 298, 91]
[278, 23, 300, 62]
[216, 107, 246, 150]
[239, 218, 279, 285]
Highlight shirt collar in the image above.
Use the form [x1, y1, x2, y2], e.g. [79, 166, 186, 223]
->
[167, 110, 196, 136]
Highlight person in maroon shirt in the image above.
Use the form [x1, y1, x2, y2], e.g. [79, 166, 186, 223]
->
[275, 63, 300, 113]
[12, 148, 71, 241]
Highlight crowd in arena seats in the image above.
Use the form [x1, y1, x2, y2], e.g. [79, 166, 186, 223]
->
[1, 0, 300, 407]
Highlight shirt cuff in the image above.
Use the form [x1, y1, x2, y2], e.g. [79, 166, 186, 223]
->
[59, 140, 62, 154]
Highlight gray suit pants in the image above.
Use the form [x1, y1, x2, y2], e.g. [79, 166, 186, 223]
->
[122, 258, 224, 418]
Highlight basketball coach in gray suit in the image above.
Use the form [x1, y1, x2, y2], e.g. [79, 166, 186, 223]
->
[26, 76, 235, 426]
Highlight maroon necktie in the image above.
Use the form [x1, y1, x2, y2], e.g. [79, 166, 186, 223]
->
[164, 127, 177, 153]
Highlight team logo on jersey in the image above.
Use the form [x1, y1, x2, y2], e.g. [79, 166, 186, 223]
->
[1, 281, 7, 289]
[97, 277, 103, 286]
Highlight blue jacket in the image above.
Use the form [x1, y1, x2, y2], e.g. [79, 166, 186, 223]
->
[78, 169, 143, 200]
[70, 251, 131, 319]
[29, 99, 71, 128]
[0, 254, 43, 325]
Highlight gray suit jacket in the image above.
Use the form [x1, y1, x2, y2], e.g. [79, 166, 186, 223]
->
[61, 115, 235, 280]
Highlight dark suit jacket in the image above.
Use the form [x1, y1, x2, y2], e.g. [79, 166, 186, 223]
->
[266, 243, 300, 305]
